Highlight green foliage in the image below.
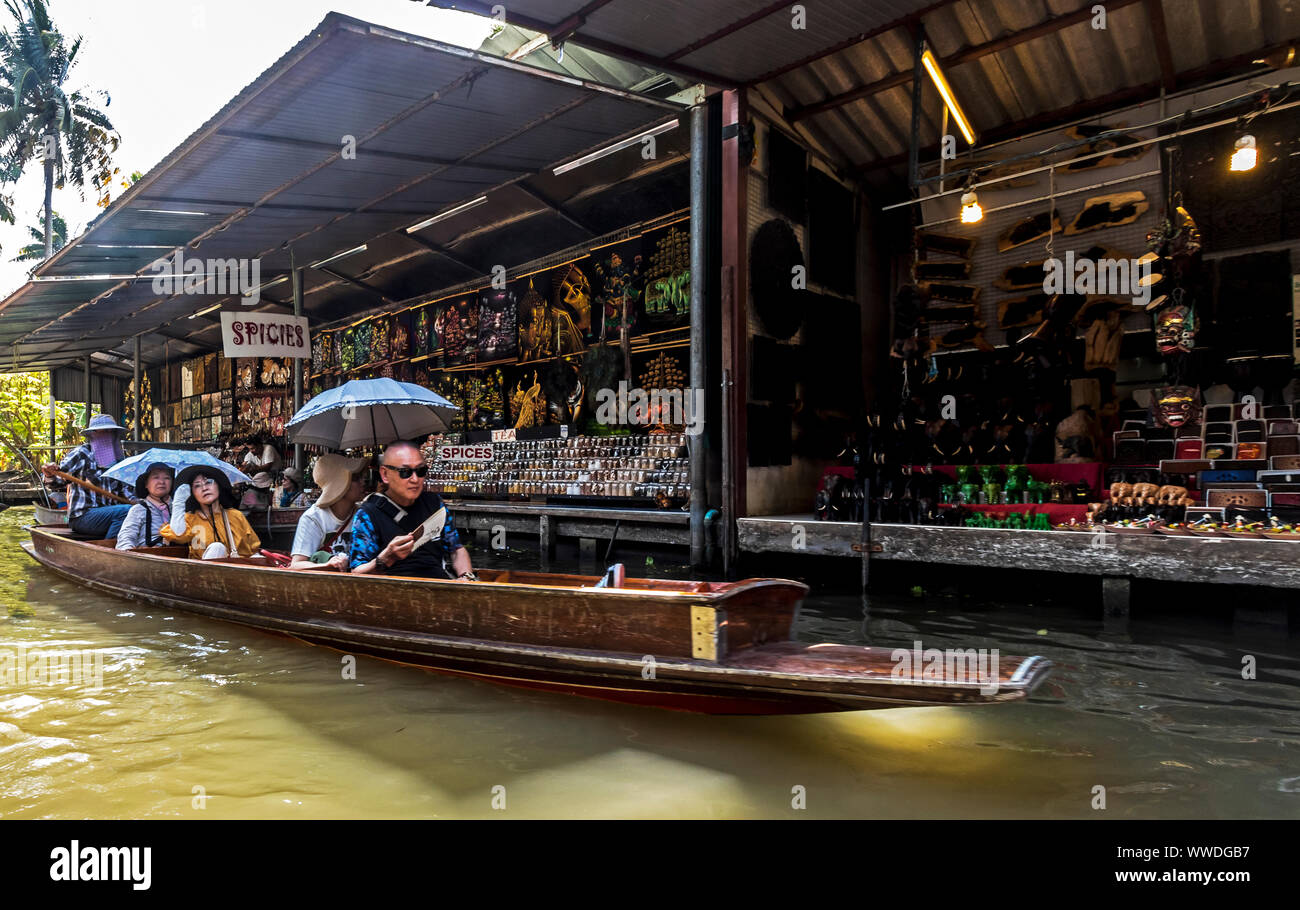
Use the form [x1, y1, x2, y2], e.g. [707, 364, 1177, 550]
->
[11, 208, 63, 260]
[0, 0, 119, 257]
[0, 371, 83, 470]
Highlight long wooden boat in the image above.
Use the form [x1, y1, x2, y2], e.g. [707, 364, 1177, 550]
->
[22, 526, 1051, 715]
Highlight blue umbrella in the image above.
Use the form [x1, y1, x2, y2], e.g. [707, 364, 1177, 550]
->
[286, 378, 459, 449]
[104, 448, 251, 489]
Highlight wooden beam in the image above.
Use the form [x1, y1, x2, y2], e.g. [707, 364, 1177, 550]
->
[315, 266, 400, 308]
[1143, 0, 1177, 92]
[788, 0, 1144, 123]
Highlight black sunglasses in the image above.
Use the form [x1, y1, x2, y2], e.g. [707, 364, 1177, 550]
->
[382, 463, 429, 479]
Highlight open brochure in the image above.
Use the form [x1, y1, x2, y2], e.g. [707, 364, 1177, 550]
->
[411, 507, 447, 552]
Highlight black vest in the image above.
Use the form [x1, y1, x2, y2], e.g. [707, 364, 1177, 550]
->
[359, 491, 453, 579]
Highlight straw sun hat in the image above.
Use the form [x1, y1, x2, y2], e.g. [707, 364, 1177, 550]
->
[313, 454, 368, 509]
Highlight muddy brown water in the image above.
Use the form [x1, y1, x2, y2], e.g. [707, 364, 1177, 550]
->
[1, 506, 1297, 818]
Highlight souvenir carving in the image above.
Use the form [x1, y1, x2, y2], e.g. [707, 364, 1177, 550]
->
[1061, 124, 1152, 172]
[919, 282, 980, 304]
[1065, 191, 1149, 236]
[1151, 386, 1201, 428]
[914, 231, 975, 259]
[997, 294, 1050, 329]
[993, 261, 1047, 291]
[1154, 301, 1195, 355]
[913, 260, 971, 282]
[999, 210, 1062, 252]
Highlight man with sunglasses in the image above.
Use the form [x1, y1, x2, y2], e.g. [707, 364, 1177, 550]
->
[349, 441, 476, 580]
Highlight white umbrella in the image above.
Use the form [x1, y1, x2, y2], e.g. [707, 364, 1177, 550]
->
[286, 378, 459, 449]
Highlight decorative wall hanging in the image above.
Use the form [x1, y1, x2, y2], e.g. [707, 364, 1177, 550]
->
[370, 315, 390, 363]
[554, 262, 593, 341]
[1065, 191, 1149, 235]
[642, 225, 690, 330]
[749, 218, 806, 340]
[352, 321, 373, 367]
[592, 242, 644, 342]
[478, 287, 518, 361]
[413, 307, 432, 358]
[510, 371, 547, 430]
[1150, 385, 1202, 428]
[390, 316, 410, 361]
[339, 328, 355, 372]
[438, 297, 476, 365]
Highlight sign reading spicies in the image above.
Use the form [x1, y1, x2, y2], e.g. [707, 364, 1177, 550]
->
[437, 444, 494, 463]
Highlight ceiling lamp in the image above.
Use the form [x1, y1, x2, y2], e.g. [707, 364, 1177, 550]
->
[921, 46, 977, 146]
[959, 188, 982, 224]
[1230, 133, 1257, 172]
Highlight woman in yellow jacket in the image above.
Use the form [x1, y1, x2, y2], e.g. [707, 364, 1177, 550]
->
[161, 466, 261, 559]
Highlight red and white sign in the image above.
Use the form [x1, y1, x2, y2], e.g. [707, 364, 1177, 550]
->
[437, 444, 494, 463]
[221, 312, 310, 358]
[491, 428, 517, 442]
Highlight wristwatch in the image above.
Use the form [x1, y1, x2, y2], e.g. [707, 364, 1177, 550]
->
[458, 571, 478, 581]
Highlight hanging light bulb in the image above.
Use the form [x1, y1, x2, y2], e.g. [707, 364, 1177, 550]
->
[960, 188, 982, 224]
[1230, 133, 1257, 172]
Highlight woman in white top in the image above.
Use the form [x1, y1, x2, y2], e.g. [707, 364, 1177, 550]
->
[115, 463, 175, 550]
[290, 454, 368, 571]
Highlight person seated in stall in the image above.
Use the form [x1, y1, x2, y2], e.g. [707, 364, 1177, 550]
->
[161, 466, 261, 559]
[41, 414, 135, 539]
[349, 441, 476, 580]
[240, 434, 282, 474]
[289, 455, 367, 571]
[115, 463, 175, 551]
[239, 472, 273, 510]
[277, 467, 307, 509]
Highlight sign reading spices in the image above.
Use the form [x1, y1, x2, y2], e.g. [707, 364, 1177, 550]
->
[221, 312, 310, 358]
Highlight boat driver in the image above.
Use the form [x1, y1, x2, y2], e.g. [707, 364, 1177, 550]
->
[41, 414, 135, 539]
[349, 441, 476, 580]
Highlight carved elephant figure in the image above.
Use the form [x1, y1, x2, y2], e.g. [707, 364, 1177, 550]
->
[1130, 482, 1161, 506]
[1109, 482, 1133, 505]
[1156, 484, 1191, 506]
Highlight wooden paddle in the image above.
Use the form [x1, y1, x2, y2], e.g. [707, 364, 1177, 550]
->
[43, 467, 132, 505]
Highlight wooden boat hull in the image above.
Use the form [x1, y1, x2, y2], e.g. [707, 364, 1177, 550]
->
[22, 528, 1051, 715]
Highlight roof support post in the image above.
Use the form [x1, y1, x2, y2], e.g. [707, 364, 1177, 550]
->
[291, 249, 305, 472]
[133, 336, 141, 442]
[689, 101, 707, 568]
[719, 89, 749, 577]
[83, 356, 91, 424]
[908, 28, 926, 190]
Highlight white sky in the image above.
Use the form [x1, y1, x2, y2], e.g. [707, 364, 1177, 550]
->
[0, 0, 496, 298]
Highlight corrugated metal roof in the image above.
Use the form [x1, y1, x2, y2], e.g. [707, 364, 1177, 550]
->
[443, 0, 1299, 180]
[0, 12, 689, 373]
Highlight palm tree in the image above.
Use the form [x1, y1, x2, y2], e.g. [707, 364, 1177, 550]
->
[11, 207, 61, 260]
[0, 0, 117, 261]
